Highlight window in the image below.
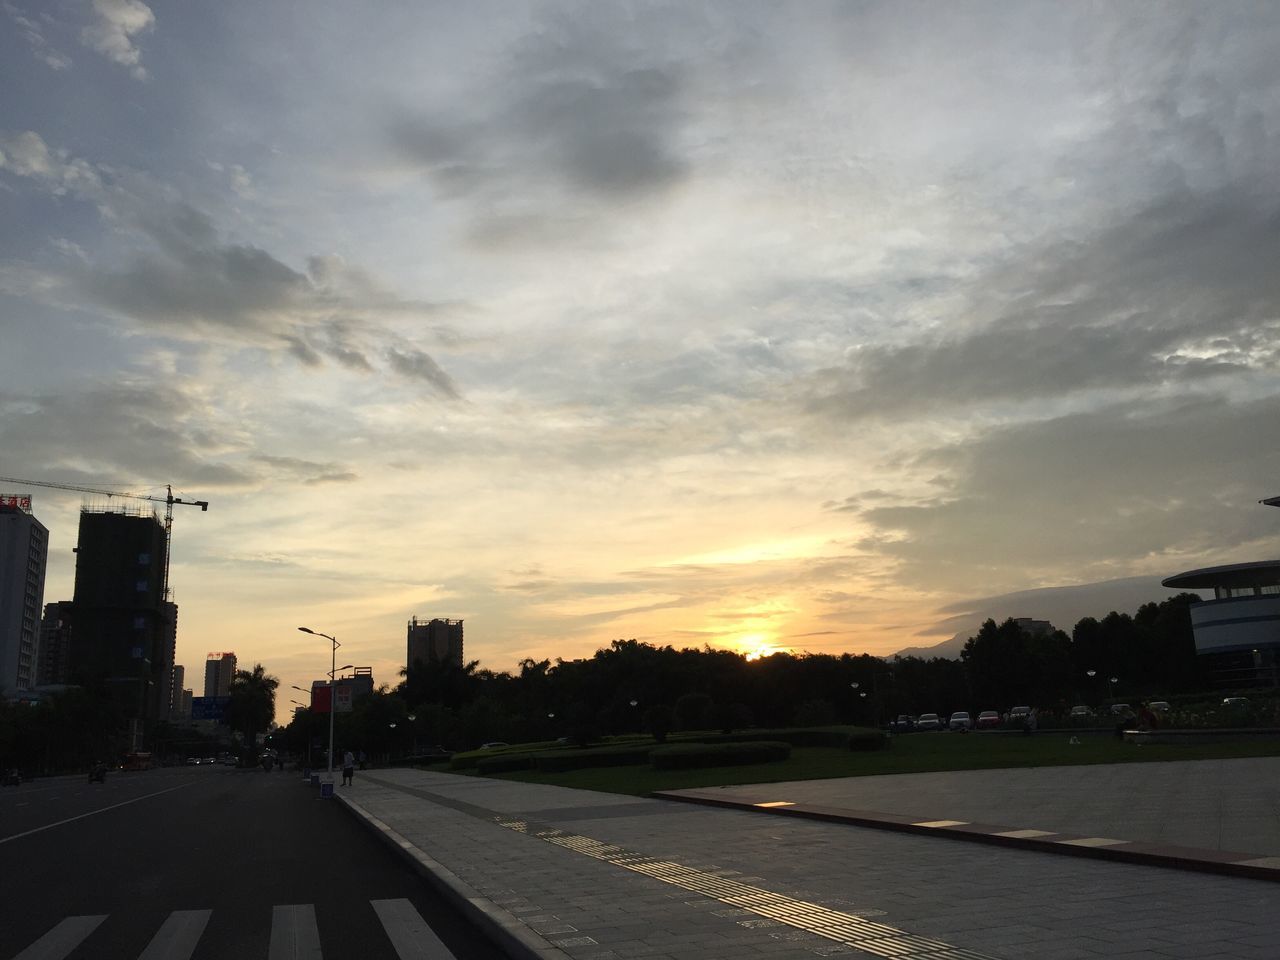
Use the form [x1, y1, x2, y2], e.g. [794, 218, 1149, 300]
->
[138, 553, 150, 564]
[136, 580, 148, 593]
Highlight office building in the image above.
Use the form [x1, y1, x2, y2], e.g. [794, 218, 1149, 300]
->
[1161, 495, 1280, 686]
[170, 663, 185, 717]
[204, 651, 237, 697]
[0, 494, 49, 696]
[68, 507, 175, 722]
[37, 600, 74, 686]
[406, 617, 464, 670]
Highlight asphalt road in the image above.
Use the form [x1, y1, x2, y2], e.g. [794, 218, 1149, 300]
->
[0, 765, 505, 959]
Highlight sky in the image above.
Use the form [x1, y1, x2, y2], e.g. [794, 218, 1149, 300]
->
[3, 1, 1280, 705]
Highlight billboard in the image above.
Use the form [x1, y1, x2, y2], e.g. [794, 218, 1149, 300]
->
[0, 494, 33, 512]
[190, 696, 231, 722]
[309, 683, 353, 713]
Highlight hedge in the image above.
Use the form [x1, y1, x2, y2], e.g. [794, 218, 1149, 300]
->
[847, 729, 886, 751]
[685, 727, 876, 749]
[650, 740, 790, 770]
[533, 745, 653, 773]
[475, 753, 538, 774]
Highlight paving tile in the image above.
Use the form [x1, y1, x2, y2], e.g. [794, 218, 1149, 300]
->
[341, 766, 1280, 960]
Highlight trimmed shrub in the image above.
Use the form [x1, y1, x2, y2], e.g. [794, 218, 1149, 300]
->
[533, 745, 652, 773]
[689, 727, 860, 749]
[645, 704, 674, 743]
[848, 729, 887, 751]
[650, 740, 790, 770]
[475, 753, 538, 774]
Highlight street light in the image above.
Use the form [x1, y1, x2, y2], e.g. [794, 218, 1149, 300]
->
[298, 626, 344, 786]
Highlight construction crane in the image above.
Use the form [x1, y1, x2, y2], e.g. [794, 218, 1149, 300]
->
[0, 475, 208, 600]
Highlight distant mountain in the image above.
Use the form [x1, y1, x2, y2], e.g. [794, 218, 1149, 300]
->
[892, 575, 1183, 660]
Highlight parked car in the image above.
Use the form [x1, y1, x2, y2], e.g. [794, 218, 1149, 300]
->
[1148, 701, 1171, 714]
[1069, 705, 1094, 718]
[1109, 703, 1133, 716]
[1222, 697, 1250, 707]
[915, 713, 943, 731]
[949, 711, 972, 731]
[1009, 705, 1032, 721]
[479, 741, 510, 750]
[976, 710, 1001, 729]
[889, 715, 916, 732]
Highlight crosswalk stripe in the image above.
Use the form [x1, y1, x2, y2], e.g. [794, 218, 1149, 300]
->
[137, 909, 211, 960]
[13, 915, 107, 960]
[269, 904, 323, 960]
[370, 899, 456, 960]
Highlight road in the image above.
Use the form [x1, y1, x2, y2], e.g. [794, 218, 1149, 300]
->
[0, 765, 505, 959]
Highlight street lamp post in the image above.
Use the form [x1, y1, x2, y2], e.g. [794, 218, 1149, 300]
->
[298, 626, 344, 785]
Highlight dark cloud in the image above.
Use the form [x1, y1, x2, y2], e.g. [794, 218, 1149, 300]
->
[388, 14, 690, 245]
[0, 382, 252, 489]
[804, 189, 1280, 421]
[250, 454, 358, 486]
[386, 347, 460, 399]
[856, 393, 1280, 590]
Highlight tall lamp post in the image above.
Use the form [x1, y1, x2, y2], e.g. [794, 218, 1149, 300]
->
[298, 626, 345, 784]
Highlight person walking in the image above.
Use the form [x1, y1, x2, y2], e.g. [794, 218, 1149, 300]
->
[342, 749, 355, 786]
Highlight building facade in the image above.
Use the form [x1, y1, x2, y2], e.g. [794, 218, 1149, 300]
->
[68, 508, 175, 722]
[1161, 560, 1280, 687]
[0, 496, 49, 696]
[204, 651, 237, 697]
[37, 600, 74, 686]
[406, 617, 464, 670]
[170, 663, 185, 717]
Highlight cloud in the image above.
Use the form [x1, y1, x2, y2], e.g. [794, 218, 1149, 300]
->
[0, 381, 252, 488]
[4, 2, 72, 70]
[0, 131, 102, 196]
[250, 454, 358, 486]
[80, 0, 154, 80]
[855, 393, 1280, 593]
[386, 347, 460, 400]
[0, 133, 463, 397]
[802, 189, 1280, 422]
[388, 11, 692, 245]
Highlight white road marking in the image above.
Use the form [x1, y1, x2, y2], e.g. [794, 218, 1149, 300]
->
[0, 782, 195, 846]
[13, 915, 107, 960]
[137, 910, 211, 960]
[371, 899, 456, 959]
[269, 904, 323, 960]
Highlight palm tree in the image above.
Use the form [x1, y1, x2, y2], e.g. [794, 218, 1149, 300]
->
[228, 664, 279, 760]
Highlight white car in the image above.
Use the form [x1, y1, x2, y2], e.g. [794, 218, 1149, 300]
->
[915, 713, 942, 731]
[948, 711, 972, 731]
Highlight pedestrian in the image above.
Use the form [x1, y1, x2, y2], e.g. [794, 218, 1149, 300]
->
[342, 749, 355, 786]
[358, 749, 367, 771]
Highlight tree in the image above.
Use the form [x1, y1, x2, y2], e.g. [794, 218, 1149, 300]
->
[227, 664, 279, 760]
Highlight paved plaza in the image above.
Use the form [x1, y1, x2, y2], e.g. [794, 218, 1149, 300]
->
[337, 758, 1280, 960]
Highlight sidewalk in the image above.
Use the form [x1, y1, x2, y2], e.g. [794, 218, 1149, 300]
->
[338, 762, 1280, 960]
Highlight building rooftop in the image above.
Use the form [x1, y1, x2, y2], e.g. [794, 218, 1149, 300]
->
[1162, 559, 1280, 589]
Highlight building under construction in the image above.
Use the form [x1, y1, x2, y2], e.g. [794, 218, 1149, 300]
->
[406, 617, 463, 670]
[67, 506, 177, 728]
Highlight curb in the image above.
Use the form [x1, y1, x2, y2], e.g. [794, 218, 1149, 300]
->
[335, 791, 572, 960]
[653, 788, 1280, 884]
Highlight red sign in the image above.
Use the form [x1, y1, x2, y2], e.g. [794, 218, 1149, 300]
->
[0, 494, 32, 512]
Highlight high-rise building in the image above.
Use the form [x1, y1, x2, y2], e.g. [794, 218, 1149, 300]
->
[170, 663, 185, 716]
[204, 651, 237, 697]
[68, 508, 175, 722]
[179, 688, 193, 720]
[406, 617, 464, 670]
[37, 600, 74, 686]
[0, 494, 49, 696]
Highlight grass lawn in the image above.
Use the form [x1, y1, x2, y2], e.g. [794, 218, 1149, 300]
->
[479, 731, 1280, 796]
